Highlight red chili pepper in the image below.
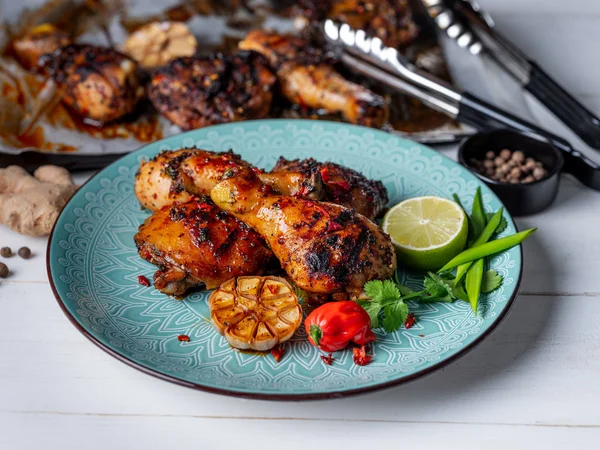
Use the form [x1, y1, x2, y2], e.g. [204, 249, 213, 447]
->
[267, 284, 279, 295]
[196, 201, 213, 212]
[321, 353, 334, 365]
[271, 345, 285, 363]
[404, 313, 416, 329]
[352, 345, 372, 366]
[330, 180, 351, 191]
[305, 301, 376, 353]
[327, 219, 342, 232]
[138, 275, 150, 286]
[319, 167, 330, 183]
[177, 334, 190, 342]
[319, 167, 351, 191]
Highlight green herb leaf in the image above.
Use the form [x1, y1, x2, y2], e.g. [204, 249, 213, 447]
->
[481, 269, 503, 293]
[356, 300, 382, 329]
[421, 272, 457, 302]
[485, 212, 507, 235]
[382, 301, 409, 333]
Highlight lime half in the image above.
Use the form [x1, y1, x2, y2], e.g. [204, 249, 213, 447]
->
[383, 196, 468, 271]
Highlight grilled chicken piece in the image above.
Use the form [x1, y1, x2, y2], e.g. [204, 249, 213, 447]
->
[211, 167, 396, 296]
[134, 197, 273, 296]
[12, 24, 72, 71]
[272, 157, 388, 220]
[239, 30, 387, 128]
[147, 51, 276, 130]
[135, 148, 322, 211]
[40, 44, 143, 124]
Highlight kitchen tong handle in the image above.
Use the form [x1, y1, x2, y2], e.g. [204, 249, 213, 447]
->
[525, 61, 600, 150]
[457, 92, 600, 190]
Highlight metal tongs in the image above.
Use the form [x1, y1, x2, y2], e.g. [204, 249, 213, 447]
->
[421, 0, 600, 150]
[323, 20, 600, 190]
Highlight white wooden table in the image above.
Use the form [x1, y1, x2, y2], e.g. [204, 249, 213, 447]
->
[2, 1, 600, 448]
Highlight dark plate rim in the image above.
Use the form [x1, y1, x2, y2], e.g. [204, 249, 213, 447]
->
[46, 119, 523, 401]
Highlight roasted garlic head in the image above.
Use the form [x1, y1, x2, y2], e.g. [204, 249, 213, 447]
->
[209, 276, 302, 351]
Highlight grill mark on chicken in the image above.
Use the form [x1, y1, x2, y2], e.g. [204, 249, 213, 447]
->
[147, 51, 276, 130]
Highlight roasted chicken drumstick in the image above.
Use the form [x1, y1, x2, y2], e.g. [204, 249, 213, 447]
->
[211, 166, 396, 296]
[239, 30, 388, 128]
[41, 44, 143, 124]
[134, 197, 273, 296]
[135, 149, 323, 211]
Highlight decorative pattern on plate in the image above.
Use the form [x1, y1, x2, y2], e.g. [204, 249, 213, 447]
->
[49, 120, 521, 398]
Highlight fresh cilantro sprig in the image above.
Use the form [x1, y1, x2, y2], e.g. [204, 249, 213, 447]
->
[359, 280, 409, 332]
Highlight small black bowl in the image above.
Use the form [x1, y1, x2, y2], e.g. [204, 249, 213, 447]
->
[458, 129, 564, 216]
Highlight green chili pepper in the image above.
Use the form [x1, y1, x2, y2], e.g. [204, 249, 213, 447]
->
[470, 187, 486, 242]
[465, 259, 484, 314]
[454, 208, 504, 285]
[439, 228, 536, 272]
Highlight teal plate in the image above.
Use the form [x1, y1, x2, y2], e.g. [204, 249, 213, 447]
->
[48, 120, 522, 400]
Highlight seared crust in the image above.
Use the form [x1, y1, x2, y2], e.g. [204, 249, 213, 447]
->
[41, 44, 142, 123]
[272, 157, 388, 220]
[134, 197, 274, 296]
[147, 51, 277, 130]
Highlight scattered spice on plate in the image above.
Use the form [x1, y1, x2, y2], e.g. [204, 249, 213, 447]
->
[0, 262, 8, 278]
[352, 345, 373, 366]
[177, 334, 190, 342]
[138, 275, 150, 286]
[321, 353, 334, 365]
[0, 247, 12, 257]
[470, 149, 548, 184]
[271, 344, 286, 363]
[418, 334, 425, 338]
[404, 313, 416, 329]
[17, 246, 31, 259]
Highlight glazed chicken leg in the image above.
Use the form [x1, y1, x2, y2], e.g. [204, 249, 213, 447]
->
[239, 30, 388, 128]
[135, 148, 323, 211]
[211, 167, 396, 296]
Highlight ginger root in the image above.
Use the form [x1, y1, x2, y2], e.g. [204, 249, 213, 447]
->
[0, 165, 78, 236]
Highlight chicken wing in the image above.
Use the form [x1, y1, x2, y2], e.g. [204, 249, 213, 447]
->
[40, 44, 143, 124]
[147, 51, 276, 130]
[239, 30, 388, 128]
[134, 197, 273, 296]
[210, 167, 396, 296]
[135, 148, 322, 211]
[271, 157, 388, 219]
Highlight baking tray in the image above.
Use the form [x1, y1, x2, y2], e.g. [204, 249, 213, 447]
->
[0, 0, 476, 170]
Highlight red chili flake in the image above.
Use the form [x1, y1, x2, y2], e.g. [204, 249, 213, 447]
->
[352, 345, 372, 366]
[271, 345, 285, 363]
[327, 219, 342, 232]
[138, 275, 150, 286]
[418, 334, 425, 338]
[195, 201, 213, 212]
[404, 313, 416, 329]
[252, 167, 262, 175]
[177, 334, 190, 342]
[330, 180, 351, 191]
[321, 353, 334, 365]
[267, 284, 279, 295]
[319, 166, 330, 182]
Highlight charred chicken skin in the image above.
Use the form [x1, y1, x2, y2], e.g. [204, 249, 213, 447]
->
[272, 157, 388, 220]
[210, 166, 396, 296]
[40, 44, 143, 124]
[239, 30, 388, 128]
[135, 148, 323, 211]
[134, 197, 274, 296]
[147, 51, 276, 130]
